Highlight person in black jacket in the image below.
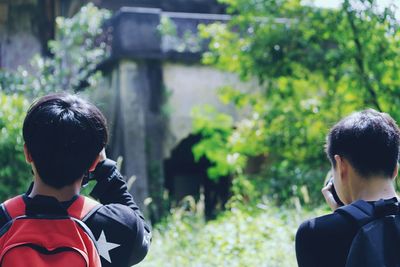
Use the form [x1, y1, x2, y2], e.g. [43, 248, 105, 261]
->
[296, 109, 400, 267]
[0, 93, 151, 267]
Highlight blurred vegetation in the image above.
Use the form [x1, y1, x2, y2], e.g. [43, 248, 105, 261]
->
[193, 0, 400, 206]
[0, 3, 110, 96]
[0, 94, 30, 198]
[0, 4, 110, 201]
[139, 197, 325, 267]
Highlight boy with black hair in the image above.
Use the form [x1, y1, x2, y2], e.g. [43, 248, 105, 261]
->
[296, 109, 400, 267]
[0, 93, 151, 266]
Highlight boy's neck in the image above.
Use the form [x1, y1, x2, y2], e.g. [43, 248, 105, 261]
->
[29, 177, 81, 202]
[352, 177, 398, 202]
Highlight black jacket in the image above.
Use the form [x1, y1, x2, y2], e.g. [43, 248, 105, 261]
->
[295, 199, 397, 267]
[296, 210, 358, 267]
[0, 159, 151, 267]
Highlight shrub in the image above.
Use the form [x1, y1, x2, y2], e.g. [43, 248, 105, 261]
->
[138, 201, 324, 267]
[0, 93, 31, 200]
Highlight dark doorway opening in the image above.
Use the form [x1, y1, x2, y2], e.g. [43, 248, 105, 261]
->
[164, 134, 231, 219]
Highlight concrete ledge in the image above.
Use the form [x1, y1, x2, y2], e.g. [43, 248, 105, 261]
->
[106, 7, 162, 60]
[104, 7, 230, 62]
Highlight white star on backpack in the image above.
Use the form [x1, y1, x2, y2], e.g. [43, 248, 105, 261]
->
[96, 230, 121, 263]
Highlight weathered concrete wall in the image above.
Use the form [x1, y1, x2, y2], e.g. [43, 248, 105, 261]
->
[163, 63, 256, 158]
[96, 0, 225, 14]
[86, 8, 257, 219]
[0, 1, 42, 70]
[63, 0, 225, 15]
[89, 60, 151, 211]
[89, 61, 257, 217]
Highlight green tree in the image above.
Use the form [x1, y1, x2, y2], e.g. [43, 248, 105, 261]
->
[194, 0, 400, 205]
[0, 3, 111, 96]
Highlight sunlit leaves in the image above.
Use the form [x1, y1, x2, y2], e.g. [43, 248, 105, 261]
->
[0, 3, 111, 96]
[193, 0, 400, 205]
[192, 106, 237, 179]
[140, 202, 323, 267]
[0, 93, 31, 199]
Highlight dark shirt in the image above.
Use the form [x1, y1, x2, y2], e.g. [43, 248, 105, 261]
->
[0, 159, 151, 267]
[296, 210, 359, 267]
[295, 198, 400, 267]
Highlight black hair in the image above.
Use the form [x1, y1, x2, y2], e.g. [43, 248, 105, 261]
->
[23, 93, 108, 188]
[326, 109, 400, 178]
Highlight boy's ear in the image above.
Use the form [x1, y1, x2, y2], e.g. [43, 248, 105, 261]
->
[23, 144, 33, 163]
[88, 155, 101, 172]
[334, 155, 348, 181]
[392, 163, 399, 179]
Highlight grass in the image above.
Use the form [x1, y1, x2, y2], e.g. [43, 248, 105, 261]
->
[137, 198, 325, 267]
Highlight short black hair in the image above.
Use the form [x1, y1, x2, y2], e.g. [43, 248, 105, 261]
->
[326, 109, 400, 178]
[23, 93, 108, 188]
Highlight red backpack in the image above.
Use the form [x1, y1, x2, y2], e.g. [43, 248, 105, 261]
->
[0, 195, 102, 267]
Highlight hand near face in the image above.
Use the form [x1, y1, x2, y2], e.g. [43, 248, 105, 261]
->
[98, 148, 107, 162]
[321, 181, 340, 211]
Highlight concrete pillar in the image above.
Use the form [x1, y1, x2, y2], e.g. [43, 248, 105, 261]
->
[89, 7, 232, 220]
[113, 60, 149, 210]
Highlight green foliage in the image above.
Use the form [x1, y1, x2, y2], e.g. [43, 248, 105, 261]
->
[0, 4, 110, 200]
[192, 105, 238, 179]
[0, 93, 31, 199]
[159, 15, 203, 53]
[0, 3, 111, 96]
[138, 201, 324, 267]
[194, 0, 400, 205]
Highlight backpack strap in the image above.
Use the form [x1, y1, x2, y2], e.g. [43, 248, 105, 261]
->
[3, 195, 101, 221]
[67, 195, 101, 221]
[3, 195, 26, 220]
[336, 200, 375, 227]
[373, 198, 399, 217]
